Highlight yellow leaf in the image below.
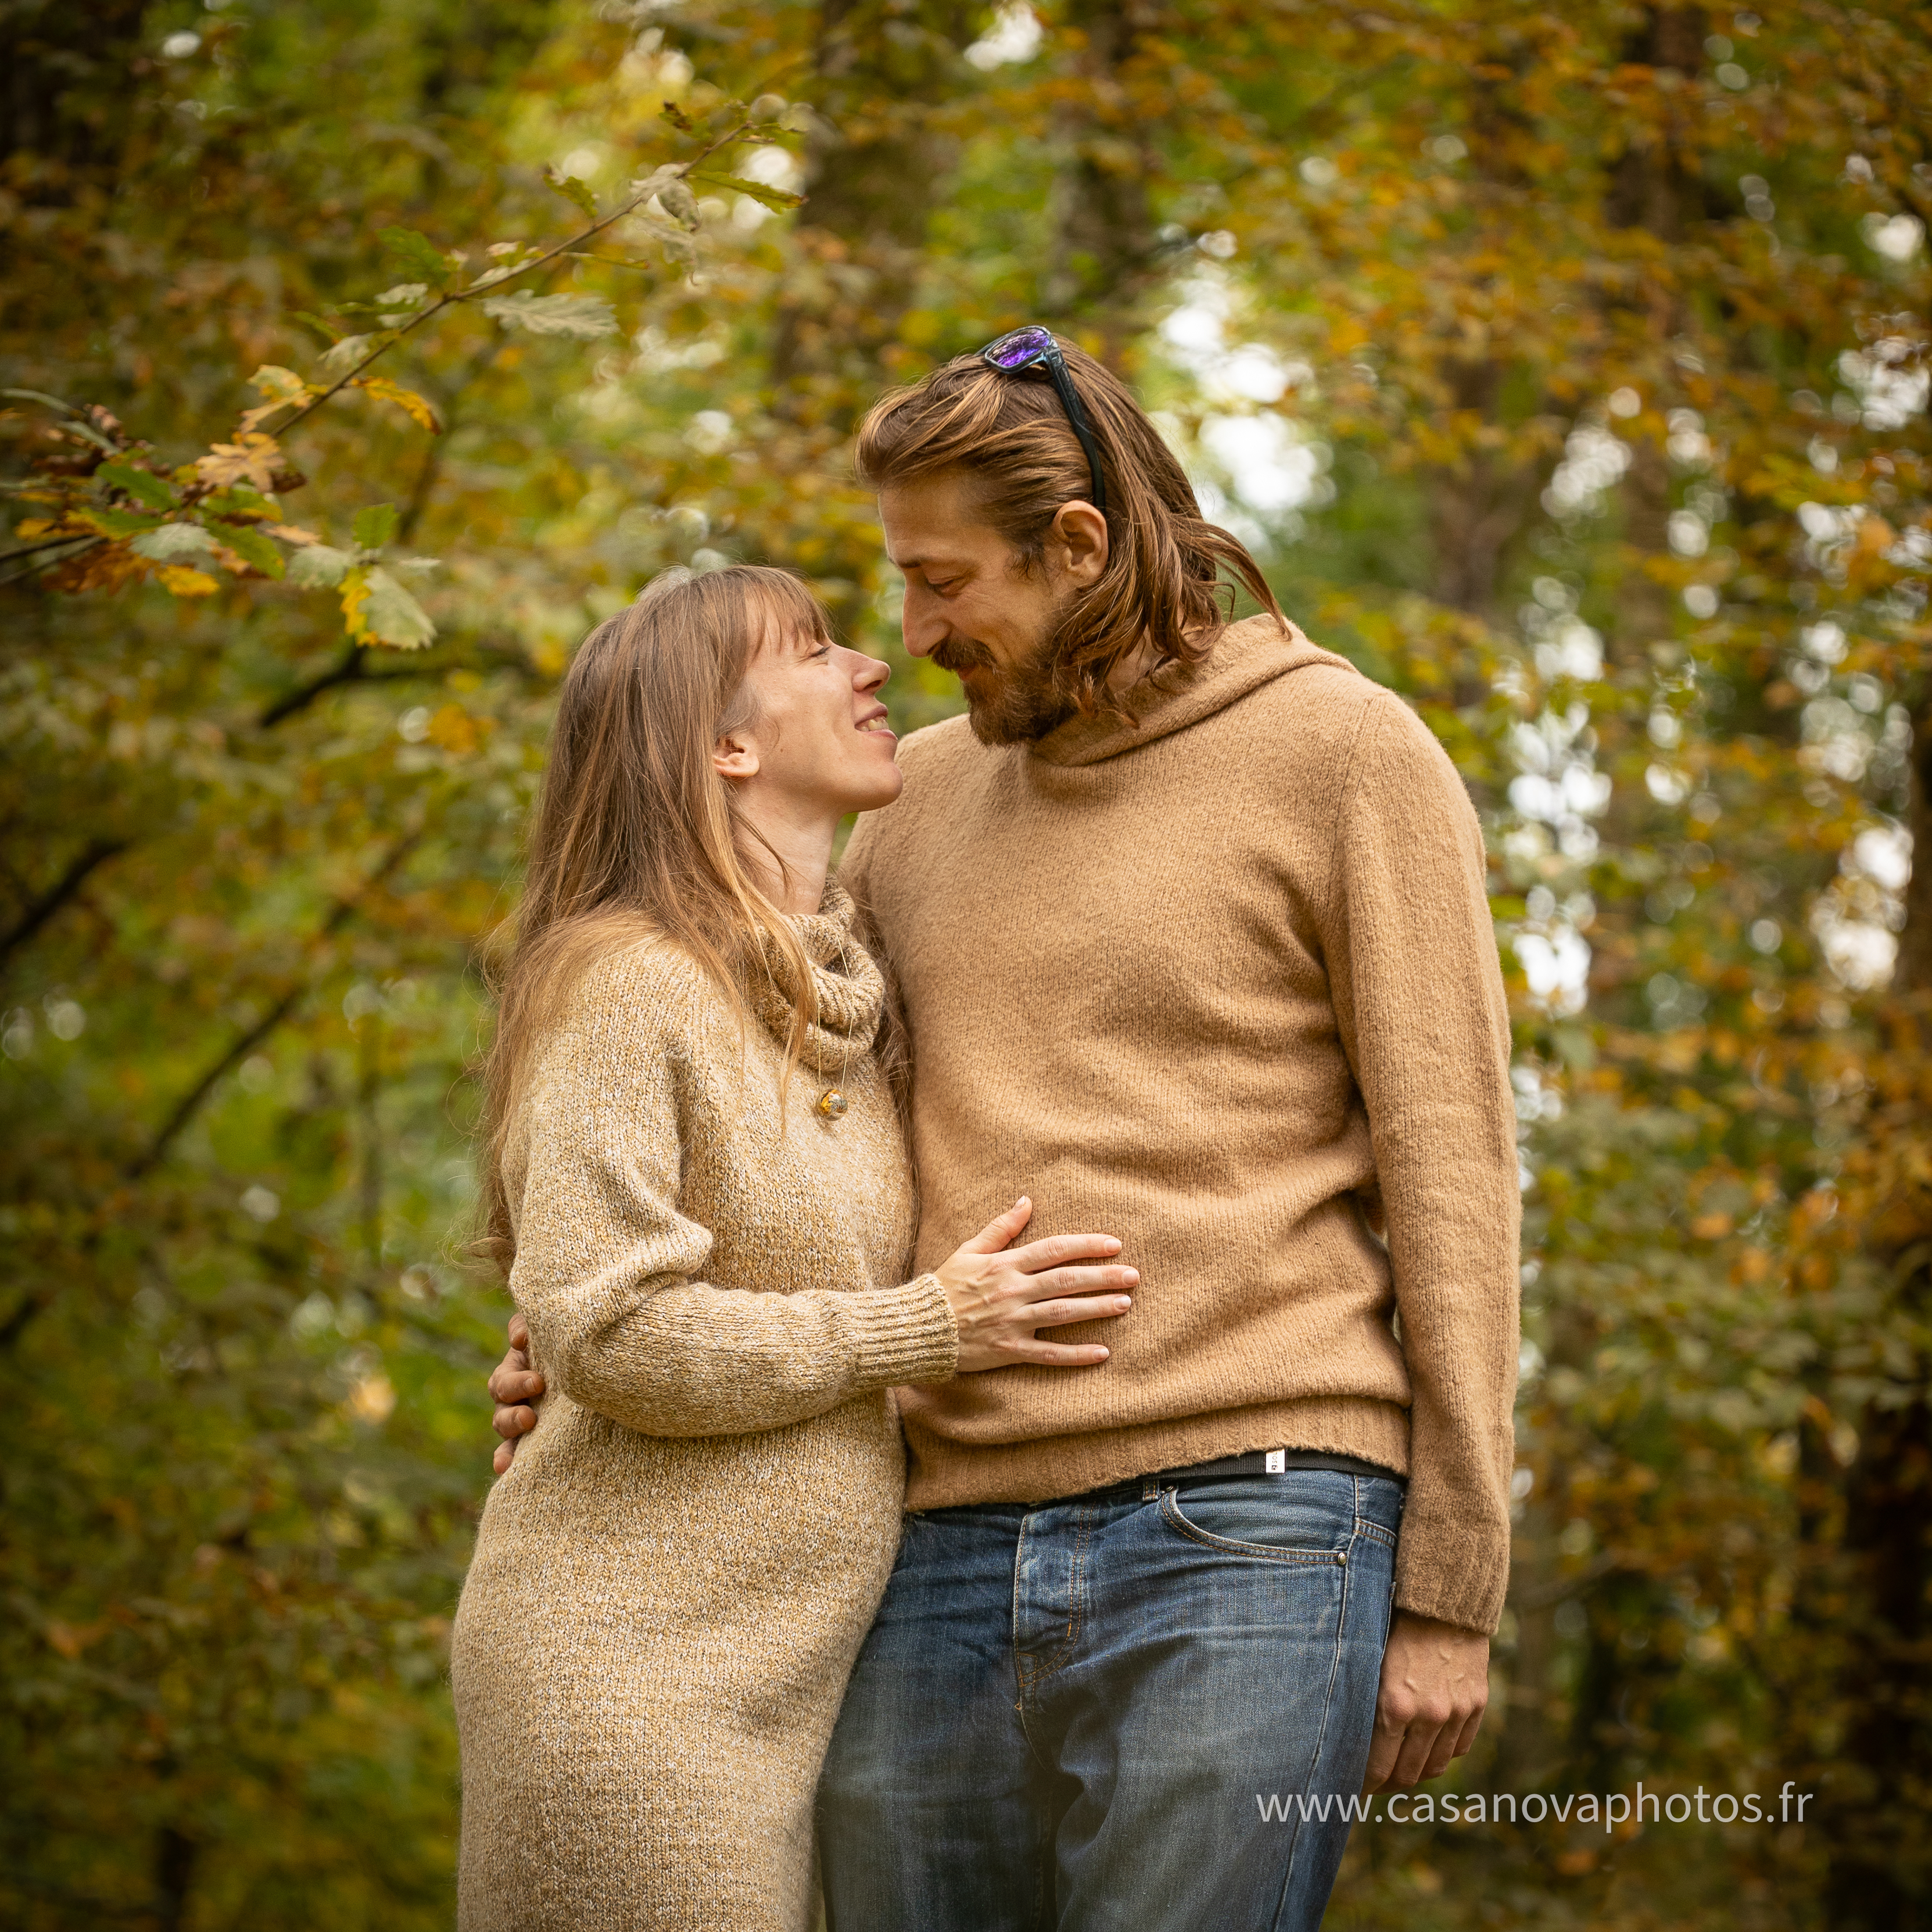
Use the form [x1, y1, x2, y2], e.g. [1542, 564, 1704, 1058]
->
[340, 568, 371, 641]
[349, 377, 443, 433]
[238, 364, 316, 432]
[14, 518, 55, 537]
[156, 564, 220, 596]
[265, 522, 322, 546]
[195, 434, 282, 491]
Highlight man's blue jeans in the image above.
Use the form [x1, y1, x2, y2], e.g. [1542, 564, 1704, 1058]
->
[818, 1468, 1402, 1932]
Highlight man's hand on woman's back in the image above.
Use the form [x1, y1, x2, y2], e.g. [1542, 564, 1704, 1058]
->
[488, 1313, 545, 1474]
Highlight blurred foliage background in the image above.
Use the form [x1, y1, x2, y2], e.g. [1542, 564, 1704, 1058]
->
[2, 1, 1929, 1926]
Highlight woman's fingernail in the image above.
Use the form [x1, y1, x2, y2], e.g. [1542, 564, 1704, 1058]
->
[1119, 1297, 1132, 1309]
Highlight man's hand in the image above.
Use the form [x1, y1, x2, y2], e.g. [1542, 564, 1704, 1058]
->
[488, 1313, 546, 1475]
[1363, 1611, 1489, 1792]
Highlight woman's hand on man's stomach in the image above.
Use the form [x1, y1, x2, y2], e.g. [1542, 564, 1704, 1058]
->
[484, 1197, 1134, 1469]
[935, 1196, 1134, 1374]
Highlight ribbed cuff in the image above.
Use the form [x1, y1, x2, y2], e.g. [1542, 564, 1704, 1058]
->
[1393, 1517, 1511, 1635]
[846, 1273, 958, 1390]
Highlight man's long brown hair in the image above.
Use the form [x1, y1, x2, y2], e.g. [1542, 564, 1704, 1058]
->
[475, 565, 834, 1274]
[854, 336, 1285, 717]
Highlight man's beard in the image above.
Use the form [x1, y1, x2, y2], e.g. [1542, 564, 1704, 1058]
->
[931, 630, 1076, 747]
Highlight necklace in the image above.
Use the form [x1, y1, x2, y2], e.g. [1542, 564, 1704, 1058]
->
[814, 930, 855, 1122]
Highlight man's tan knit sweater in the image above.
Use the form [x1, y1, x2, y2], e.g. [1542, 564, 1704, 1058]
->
[842, 615, 1520, 1635]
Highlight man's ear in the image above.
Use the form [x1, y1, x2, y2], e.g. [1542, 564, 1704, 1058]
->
[713, 730, 760, 782]
[1048, 500, 1110, 588]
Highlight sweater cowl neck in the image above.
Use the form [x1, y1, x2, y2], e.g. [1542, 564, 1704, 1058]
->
[747, 876, 886, 1074]
[1027, 615, 1356, 770]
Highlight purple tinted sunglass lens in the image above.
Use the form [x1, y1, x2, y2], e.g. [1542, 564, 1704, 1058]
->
[985, 326, 1055, 368]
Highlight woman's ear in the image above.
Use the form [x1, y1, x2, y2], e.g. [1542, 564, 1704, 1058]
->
[713, 729, 760, 782]
[1048, 500, 1110, 588]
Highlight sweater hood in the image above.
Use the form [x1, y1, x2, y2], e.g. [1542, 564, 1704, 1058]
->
[1026, 615, 1357, 770]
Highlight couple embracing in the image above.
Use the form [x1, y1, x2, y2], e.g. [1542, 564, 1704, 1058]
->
[451, 332, 1519, 1932]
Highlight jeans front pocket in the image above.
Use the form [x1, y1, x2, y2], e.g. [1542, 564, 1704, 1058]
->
[1156, 1472, 1359, 1564]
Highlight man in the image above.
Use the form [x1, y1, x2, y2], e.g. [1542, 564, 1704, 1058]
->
[490, 329, 1517, 1930]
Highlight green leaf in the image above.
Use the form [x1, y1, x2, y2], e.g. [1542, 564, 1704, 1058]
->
[478, 291, 618, 340]
[544, 167, 599, 219]
[77, 506, 169, 539]
[378, 227, 451, 289]
[199, 486, 278, 521]
[286, 543, 356, 589]
[213, 523, 286, 579]
[288, 310, 343, 343]
[317, 334, 378, 378]
[352, 503, 401, 550]
[356, 566, 437, 649]
[688, 171, 804, 213]
[656, 180, 700, 230]
[96, 463, 177, 511]
[128, 522, 218, 563]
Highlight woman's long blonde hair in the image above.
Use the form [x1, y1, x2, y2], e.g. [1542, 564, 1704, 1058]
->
[475, 564, 838, 1273]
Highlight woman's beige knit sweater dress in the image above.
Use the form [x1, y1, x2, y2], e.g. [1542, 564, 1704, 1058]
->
[451, 885, 959, 1932]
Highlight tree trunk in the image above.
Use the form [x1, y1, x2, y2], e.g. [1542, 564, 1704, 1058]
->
[1040, 0, 1163, 359]
[1823, 699, 1932, 1925]
[771, 0, 976, 413]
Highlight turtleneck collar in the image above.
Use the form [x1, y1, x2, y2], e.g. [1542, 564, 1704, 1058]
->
[746, 876, 886, 1075]
[1026, 615, 1356, 769]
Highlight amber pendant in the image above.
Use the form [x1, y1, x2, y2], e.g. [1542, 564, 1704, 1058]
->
[815, 1088, 848, 1121]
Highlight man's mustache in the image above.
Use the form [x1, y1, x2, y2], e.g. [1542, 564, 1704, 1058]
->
[931, 637, 997, 676]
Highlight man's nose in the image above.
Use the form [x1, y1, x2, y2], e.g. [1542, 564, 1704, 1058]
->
[899, 585, 944, 659]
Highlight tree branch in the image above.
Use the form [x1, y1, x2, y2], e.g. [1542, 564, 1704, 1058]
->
[256, 647, 370, 727]
[0, 837, 128, 969]
[126, 834, 421, 1179]
[0, 1291, 50, 1354]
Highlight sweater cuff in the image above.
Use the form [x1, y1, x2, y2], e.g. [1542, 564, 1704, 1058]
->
[846, 1273, 958, 1389]
[1392, 1514, 1511, 1635]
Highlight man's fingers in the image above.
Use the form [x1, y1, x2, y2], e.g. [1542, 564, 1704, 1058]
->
[1361, 1716, 1404, 1794]
[1015, 1293, 1133, 1330]
[492, 1439, 515, 1476]
[1450, 1702, 1486, 1761]
[960, 1197, 1034, 1254]
[507, 1311, 529, 1350]
[492, 1403, 536, 1442]
[488, 1366, 545, 1404]
[1388, 1714, 1450, 1790]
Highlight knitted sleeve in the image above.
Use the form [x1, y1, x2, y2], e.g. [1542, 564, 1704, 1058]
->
[1325, 691, 1521, 1635]
[506, 950, 958, 1439]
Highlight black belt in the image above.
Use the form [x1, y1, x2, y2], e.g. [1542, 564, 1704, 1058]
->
[1086, 1449, 1406, 1496]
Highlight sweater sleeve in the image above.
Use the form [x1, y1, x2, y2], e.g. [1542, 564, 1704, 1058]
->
[507, 956, 958, 1439]
[1325, 693, 1521, 1634]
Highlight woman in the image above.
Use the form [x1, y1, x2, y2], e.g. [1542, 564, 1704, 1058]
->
[451, 565, 1135, 1932]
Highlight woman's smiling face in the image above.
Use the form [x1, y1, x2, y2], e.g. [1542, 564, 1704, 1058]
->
[715, 616, 903, 820]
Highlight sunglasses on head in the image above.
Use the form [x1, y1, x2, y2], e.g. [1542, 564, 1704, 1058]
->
[977, 325, 1109, 518]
